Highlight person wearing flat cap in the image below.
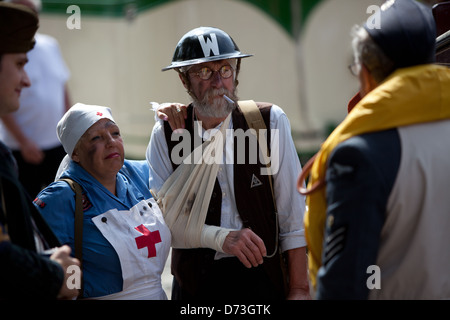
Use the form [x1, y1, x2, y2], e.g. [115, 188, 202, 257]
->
[33, 103, 171, 299]
[299, 0, 450, 299]
[0, 2, 80, 299]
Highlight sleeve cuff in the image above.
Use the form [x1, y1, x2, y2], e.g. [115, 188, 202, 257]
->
[200, 225, 237, 253]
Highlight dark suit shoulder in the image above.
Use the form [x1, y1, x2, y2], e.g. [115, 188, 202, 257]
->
[327, 129, 401, 204]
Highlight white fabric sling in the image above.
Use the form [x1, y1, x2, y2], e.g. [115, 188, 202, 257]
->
[152, 113, 234, 252]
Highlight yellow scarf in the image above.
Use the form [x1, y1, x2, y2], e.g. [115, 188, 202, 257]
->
[304, 64, 450, 290]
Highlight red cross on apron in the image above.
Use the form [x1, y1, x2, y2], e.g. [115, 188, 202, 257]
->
[134, 224, 161, 258]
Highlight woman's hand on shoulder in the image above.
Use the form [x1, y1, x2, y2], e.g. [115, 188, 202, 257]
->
[154, 102, 187, 131]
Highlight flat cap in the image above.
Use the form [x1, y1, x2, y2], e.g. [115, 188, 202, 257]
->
[0, 2, 39, 53]
[364, 0, 436, 69]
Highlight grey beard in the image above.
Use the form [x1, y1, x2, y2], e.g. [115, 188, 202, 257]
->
[192, 88, 238, 118]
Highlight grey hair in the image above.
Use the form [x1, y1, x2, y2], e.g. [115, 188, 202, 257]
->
[351, 25, 395, 83]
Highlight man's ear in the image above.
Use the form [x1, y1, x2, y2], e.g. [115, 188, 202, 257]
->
[359, 64, 378, 97]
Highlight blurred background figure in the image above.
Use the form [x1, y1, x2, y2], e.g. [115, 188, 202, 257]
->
[0, 0, 71, 198]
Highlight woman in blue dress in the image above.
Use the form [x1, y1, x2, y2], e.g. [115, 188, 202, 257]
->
[34, 103, 171, 299]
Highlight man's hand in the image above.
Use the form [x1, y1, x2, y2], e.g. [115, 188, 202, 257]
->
[222, 229, 267, 268]
[50, 245, 81, 300]
[156, 103, 187, 131]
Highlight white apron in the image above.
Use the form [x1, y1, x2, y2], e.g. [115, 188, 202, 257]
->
[91, 198, 171, 300]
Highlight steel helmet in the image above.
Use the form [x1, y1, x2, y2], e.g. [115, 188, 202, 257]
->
[162, 26, 253, 71]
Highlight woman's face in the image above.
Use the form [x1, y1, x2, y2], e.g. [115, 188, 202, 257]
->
[72, 118, 124, 181]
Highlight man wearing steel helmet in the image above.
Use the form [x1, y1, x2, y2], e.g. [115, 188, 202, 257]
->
[0, 2, 80, 299]
[147, 27, 310, 300]
[300, 0, 450, 299]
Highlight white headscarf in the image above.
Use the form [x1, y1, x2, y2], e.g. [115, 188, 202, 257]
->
[54, 103, 115, 180]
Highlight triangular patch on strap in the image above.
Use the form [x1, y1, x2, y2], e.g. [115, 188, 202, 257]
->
[250, 174, 263, 188]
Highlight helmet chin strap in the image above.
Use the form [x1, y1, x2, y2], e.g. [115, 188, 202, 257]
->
[187, 90, 198, 102]
[177, 70, 197, 101]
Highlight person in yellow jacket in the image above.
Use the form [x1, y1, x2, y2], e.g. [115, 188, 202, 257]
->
[300, 0, 450, 299]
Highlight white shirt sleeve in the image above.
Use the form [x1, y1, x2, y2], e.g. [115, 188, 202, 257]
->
[269, 105, 307, 252]
[146, 120, 174, 193]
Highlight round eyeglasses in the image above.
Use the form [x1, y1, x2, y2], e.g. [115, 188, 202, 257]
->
[189, 65, 234, 81]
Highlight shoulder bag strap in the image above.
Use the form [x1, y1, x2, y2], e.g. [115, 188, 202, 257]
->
[237, 100, 276, 206]
[237, 100, 279, 258]
[59, 178, 84, 298]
